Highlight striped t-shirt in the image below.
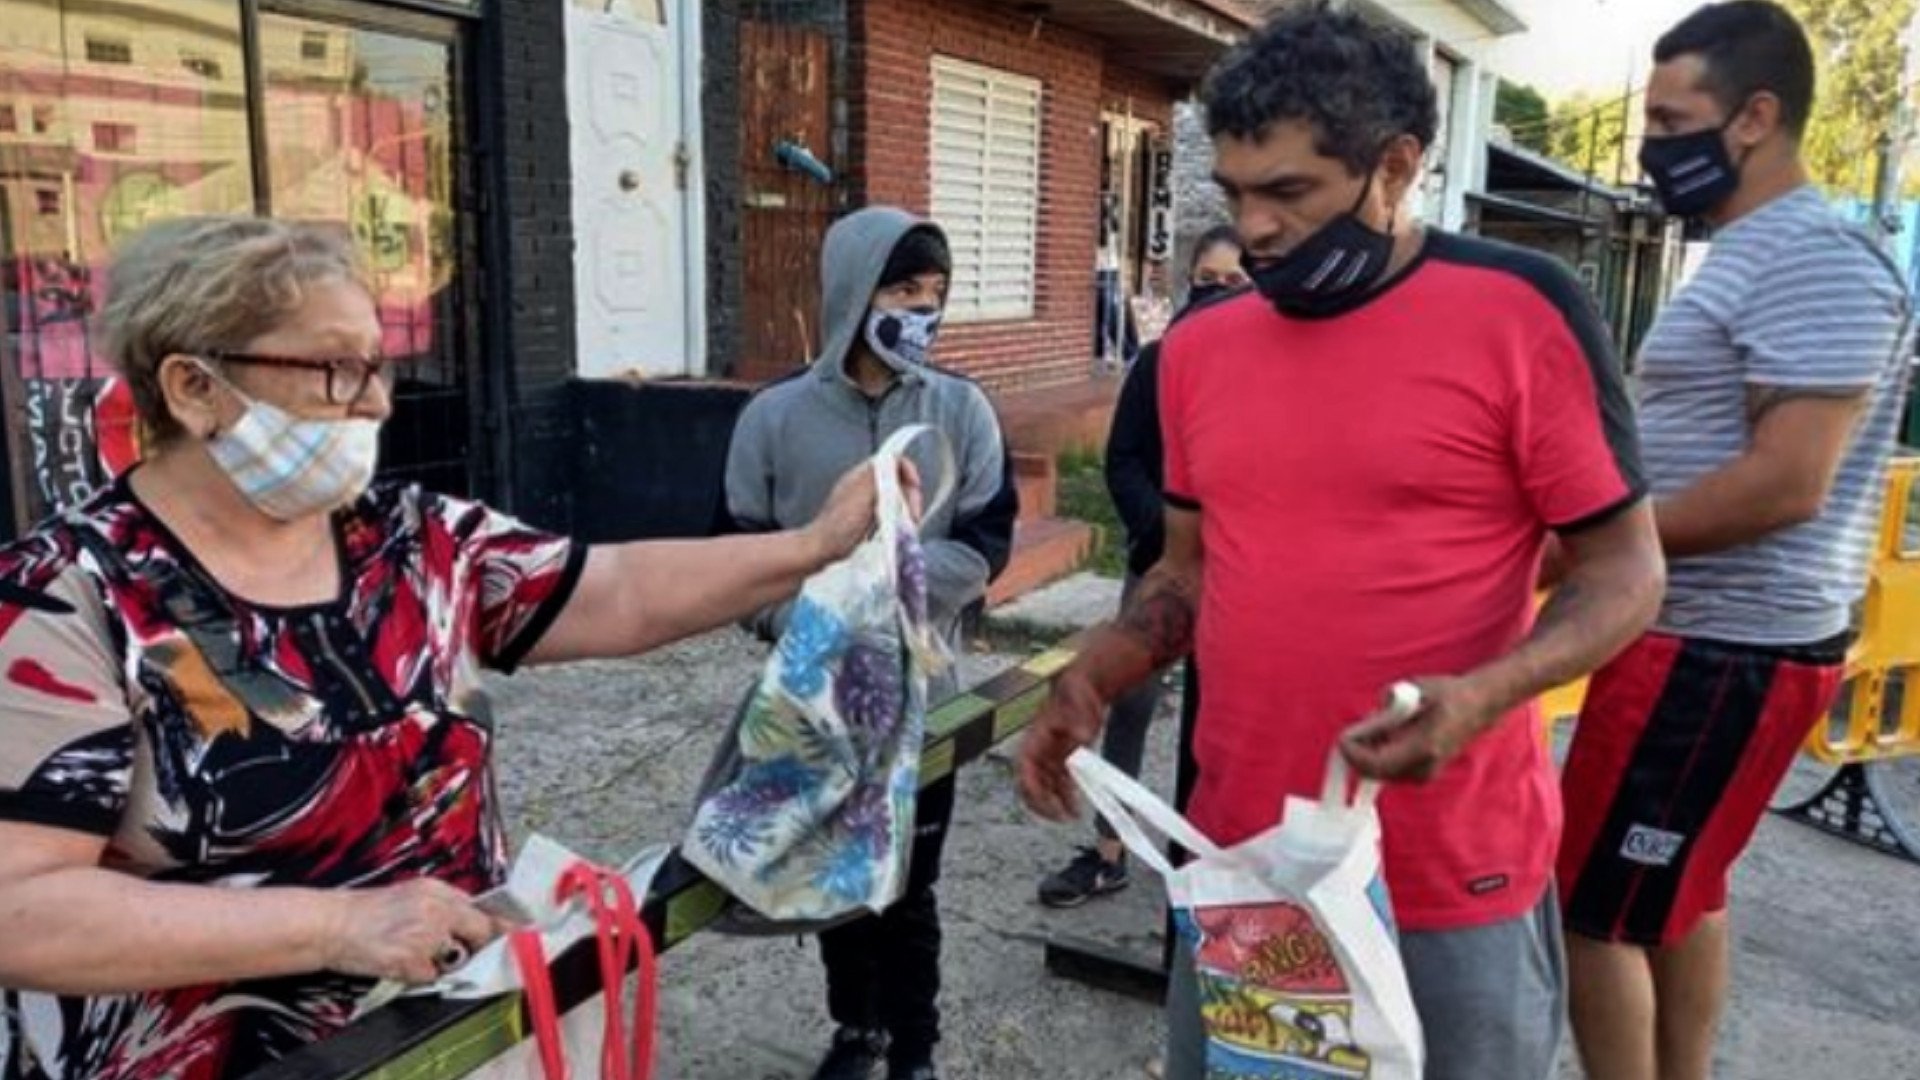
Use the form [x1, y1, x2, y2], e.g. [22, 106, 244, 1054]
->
[1638, 185, 1914, 645]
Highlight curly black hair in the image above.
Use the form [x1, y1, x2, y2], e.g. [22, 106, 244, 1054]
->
[1202, 2, 1438, 175]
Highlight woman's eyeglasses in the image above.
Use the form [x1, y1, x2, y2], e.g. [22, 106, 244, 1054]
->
[207, 351, 398, 406]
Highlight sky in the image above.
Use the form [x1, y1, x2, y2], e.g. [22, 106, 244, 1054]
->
[1496, 1, 1920, 99]
[1491, 0, 1703, 97]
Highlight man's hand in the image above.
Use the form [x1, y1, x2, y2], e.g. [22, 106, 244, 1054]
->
[1018, 671, 1108, 820]
[1020, 507, 1204, 819]
[1339, 676, 1505, 783]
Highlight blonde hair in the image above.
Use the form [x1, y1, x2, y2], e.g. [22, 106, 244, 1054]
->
[98, 215, 370, 441]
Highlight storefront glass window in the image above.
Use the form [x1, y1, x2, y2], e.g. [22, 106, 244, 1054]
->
[259, 13, 469, 494]
[260, 14, 454, 368]
[0, 0, 474, 528]
[0, 0, 254, 519]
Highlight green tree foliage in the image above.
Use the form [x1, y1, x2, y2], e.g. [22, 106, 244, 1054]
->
[1779, 0, 1916, 195]
[1547, 90, 1633, 185]
[1496, 79, 1552, 154]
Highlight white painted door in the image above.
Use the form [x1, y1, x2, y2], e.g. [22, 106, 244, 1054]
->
[566, 0, 704, 379]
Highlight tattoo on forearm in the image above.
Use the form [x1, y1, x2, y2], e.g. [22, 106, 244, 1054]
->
[1533, 578, 1586, 637]
[1524, 567, 1650, 695]
[1118, 574, 1198, 670]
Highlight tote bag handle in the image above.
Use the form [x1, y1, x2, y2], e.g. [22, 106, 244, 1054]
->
[872, 424, 956, 558]
[1067, 748, 1225, 877]
[1321, 683, 1422, 813]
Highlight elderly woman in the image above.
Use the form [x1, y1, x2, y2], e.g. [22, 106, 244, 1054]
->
[0, 216, 892, 1079]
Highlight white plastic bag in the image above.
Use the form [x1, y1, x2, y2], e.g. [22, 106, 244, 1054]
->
[355, 836, 671, 1080]
[426, 835, 668, 1000]
[684, 425, 952, 924]
[1068, 745, 1425, 1079]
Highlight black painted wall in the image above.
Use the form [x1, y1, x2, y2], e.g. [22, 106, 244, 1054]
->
[482, 0, 759, 537]
[704, 0, 746, 379]
[571, 381, 753, 542]
[481, 0, 579, 533]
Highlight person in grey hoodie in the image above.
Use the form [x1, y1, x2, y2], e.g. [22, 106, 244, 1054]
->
[724, 206, 1017, 1080]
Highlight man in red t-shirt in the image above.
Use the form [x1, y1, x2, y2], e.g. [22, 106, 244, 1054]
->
[1019, 8, 1666, 1079]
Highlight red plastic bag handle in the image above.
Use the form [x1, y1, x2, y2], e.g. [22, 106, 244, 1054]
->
[510, 928, 568, 1080]
[558, 863, 659, 1080]
[507, 862, 660, 1080]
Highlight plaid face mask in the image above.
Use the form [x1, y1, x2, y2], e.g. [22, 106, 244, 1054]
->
[203, 370, 382, 521]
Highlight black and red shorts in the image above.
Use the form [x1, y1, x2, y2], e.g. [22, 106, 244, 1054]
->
[1558, 631, 1846, 946]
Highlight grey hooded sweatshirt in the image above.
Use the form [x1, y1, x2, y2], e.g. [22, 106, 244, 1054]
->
[725, 207, 1018, 701]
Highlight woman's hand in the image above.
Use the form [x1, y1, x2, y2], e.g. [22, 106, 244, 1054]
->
[803, 457, 924, 565]
[321, 879, 503, 985]
[523, 455, 925, 666]
[0, 822, 510, 995]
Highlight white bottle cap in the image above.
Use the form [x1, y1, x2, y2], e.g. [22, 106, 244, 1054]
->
[1384, 682, 1423, 724]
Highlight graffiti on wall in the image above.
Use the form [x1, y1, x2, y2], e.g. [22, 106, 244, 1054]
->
[23, 376, 110, 516]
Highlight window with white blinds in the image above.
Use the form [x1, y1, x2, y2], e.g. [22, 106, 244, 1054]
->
[930, 57, 1042, 322]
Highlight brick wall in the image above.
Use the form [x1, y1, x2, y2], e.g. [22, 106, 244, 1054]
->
[1100, 64, 1178, 124]
[485, 0, 579, 531]
[854, 0, 1190, 392]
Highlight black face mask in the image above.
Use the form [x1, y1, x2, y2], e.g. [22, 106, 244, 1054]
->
[1186, 281, 1235, 310]
[1243, 174, 1396, 319]
[1639, 111, 1745, 220]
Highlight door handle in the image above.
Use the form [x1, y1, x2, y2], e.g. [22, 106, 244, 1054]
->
[774, 140, 833, 185]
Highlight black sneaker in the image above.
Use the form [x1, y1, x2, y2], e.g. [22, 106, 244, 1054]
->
[811, 1027, 888, 1080]
[888, 1065, 938, 1080]
[1038, 847, 1130, 908]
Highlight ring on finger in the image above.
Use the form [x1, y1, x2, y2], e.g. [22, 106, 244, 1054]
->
[433, 941, 469, 972]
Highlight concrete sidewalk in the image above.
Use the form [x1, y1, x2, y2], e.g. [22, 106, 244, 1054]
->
[486, 576, 1920, 1079]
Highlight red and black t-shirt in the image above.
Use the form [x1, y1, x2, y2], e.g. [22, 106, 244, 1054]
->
[1161, 231, 1644, 931]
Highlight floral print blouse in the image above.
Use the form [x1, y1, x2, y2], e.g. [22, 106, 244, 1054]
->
[0, 479, 581, 1079]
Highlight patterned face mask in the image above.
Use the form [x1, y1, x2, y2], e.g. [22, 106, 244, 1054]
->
[864, 305, 943, 369]
[201, 364, 382, 521]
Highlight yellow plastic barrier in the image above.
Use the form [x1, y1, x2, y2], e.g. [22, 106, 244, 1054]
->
[1539, 675, 1588, 727]
[1536, 457, 1920, 769]
[1808, 457, 1920, 765]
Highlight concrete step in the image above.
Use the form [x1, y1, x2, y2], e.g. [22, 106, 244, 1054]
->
[1013, 452, 1057, 523]
[988, 517, 1096, 608]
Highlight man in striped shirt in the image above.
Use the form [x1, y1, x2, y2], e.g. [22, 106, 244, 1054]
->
[1558, 5, 1915, 1080]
